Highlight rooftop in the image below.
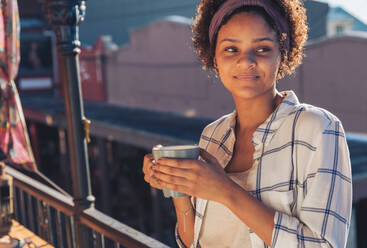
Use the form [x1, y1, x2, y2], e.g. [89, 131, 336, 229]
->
[20, 92, 210, 148]
[20, 92, 367, 179]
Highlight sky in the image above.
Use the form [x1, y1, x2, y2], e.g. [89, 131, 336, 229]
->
[317, 0, 367, 24]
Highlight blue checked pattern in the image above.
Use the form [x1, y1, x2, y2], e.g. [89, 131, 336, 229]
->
[175, 91, 352, 248]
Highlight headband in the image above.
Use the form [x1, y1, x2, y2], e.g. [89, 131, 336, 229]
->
[209, 0, 290, 52]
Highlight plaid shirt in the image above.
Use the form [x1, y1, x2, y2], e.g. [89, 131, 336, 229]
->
[176, 91, 352, 248]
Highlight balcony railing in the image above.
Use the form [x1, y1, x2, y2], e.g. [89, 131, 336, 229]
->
[5, 165, 169, 248]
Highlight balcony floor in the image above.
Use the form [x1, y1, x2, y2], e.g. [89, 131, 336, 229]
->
[7, 220, 54, 248]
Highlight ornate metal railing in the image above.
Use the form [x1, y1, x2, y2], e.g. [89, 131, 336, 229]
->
[15, 1, 170, 247]
[5, 166, 169, 248]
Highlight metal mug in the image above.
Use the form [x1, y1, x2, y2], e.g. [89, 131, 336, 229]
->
[152, 144, 199, 198]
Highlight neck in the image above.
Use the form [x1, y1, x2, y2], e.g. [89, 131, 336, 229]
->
[233, 89, 283, 133]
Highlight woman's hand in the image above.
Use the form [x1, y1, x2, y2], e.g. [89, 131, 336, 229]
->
[142, 153, 163, 190]
[152, 148, 235, 203]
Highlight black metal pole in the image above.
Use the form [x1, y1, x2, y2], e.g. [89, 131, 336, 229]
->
[39, 1, 94, 247]
[356, 199, 367, 248]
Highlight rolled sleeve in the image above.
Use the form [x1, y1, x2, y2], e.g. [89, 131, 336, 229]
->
[271, 121, 352, 248]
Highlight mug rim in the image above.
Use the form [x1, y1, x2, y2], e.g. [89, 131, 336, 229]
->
[152, 144, 199, 151]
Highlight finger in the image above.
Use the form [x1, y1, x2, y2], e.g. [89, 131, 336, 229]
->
[150, 176, 163, 190]
[199, 148, 219, 165]
[157, 158, 195, 169]
[143, 153, 153, 163]
[158, 180, 189, 195]
[144, 174, 163, 190]
[153, 170, 188, 187]
[144, 174, 153, 184]
[143, 154, 154, 175]
[154, 164, 192, 178]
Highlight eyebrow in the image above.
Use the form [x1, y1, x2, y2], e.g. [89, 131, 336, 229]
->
[219, 37, 274, 44]
[253, 37, 274, 42]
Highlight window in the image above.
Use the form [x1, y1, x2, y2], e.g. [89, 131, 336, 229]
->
[336, 25, 344, 35]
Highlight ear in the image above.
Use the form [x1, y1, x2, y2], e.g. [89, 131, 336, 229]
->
[213, 57, 219, 74]
[213, 57, 217, 67]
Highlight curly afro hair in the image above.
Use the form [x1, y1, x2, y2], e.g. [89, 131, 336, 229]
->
[192, 0, 308, 80]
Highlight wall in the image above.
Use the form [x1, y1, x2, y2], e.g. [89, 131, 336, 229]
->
[278, 35, 367, 133]
[105, 19, 234, 120]
[104, 19, 367, 133]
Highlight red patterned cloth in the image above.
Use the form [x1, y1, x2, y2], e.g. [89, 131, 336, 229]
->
[0, 0, 37, 172]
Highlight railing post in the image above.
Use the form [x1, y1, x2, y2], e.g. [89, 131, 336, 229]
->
[39, 1, 95, 247]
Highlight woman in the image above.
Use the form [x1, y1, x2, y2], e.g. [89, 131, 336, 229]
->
[143, 0, 352, 247]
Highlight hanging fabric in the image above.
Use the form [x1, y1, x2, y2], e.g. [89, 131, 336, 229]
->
[0, 0, 37, 172]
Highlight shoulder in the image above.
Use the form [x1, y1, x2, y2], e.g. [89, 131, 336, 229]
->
[292, 103, 343, 133]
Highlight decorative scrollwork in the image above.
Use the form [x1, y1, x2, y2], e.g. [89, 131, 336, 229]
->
[39, 0, 86, 26]
[39, 0, 86, 55]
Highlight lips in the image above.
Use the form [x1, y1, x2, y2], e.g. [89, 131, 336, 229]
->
[234, 74, 260, 81]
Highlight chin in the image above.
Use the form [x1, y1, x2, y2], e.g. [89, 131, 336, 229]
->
[232, 88, 273, 100]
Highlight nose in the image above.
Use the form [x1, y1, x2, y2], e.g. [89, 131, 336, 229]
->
[236, 52, 256, 70]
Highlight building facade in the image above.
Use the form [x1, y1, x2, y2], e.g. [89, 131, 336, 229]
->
[327, 7, 367, 36]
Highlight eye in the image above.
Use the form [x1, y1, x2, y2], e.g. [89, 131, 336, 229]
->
[256, 47, 272, 53]
[224, 46, 238, 53]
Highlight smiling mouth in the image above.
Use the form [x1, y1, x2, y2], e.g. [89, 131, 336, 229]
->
[234, 74, 260, 81]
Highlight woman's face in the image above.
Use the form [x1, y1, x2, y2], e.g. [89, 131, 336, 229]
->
[214, 11, 281, 100]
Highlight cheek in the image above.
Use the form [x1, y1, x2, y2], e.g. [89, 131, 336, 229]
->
[263, 55, 281, 79]
[216, 58, 232, 76]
